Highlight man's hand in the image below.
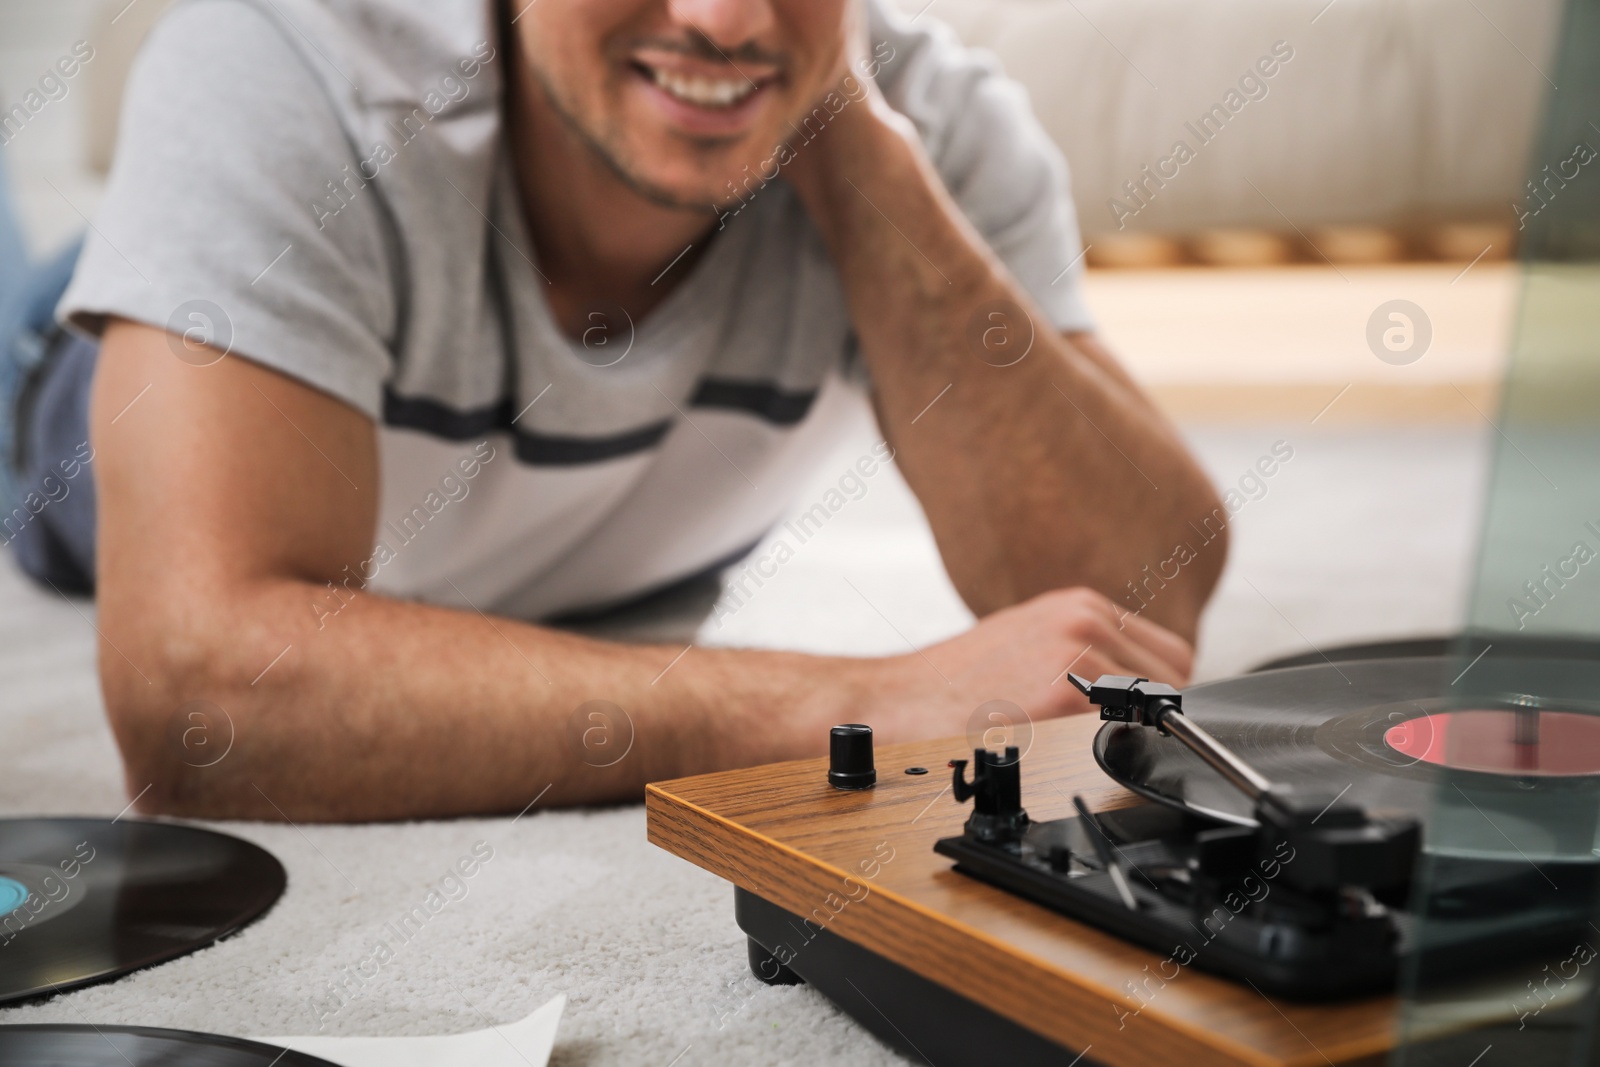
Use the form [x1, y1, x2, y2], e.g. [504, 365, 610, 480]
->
[778, 0, 918, 213]
[862, 587, 1193, 746]
[807, 0, 872, 104]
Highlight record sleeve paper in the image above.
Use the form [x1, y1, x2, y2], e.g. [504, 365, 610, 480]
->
[258, 994, 564, 1067]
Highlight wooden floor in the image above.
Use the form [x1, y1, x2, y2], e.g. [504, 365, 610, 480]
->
[1082, 263, 1517, 423]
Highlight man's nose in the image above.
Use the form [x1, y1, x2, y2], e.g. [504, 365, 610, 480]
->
[662, 0, 777, 53]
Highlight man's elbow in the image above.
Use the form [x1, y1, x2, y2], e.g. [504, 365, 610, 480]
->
[1158, 479, 1231, 640]
[97, 627, 254, 819]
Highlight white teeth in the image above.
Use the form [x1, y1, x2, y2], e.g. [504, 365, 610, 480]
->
[649, 67, 758, 108]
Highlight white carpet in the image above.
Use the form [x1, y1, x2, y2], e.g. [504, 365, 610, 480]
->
[0, 421, 1488, 1065]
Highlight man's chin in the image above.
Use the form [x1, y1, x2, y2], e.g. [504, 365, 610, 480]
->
[579, 116, 786, 213]
[614, 130, 788, 211]
[616, 161, 776, 215]
[583, 156, 717, 214]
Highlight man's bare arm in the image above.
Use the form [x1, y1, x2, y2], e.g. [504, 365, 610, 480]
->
[787, 102, 1226, 639]
[92, 321, 1195, 820]
[90, 320, 878, 820]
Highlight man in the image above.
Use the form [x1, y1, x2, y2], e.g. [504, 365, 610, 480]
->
[3, 0, 1222, 820]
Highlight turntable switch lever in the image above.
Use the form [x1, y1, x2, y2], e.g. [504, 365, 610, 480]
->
[949, 748, 1030, 845]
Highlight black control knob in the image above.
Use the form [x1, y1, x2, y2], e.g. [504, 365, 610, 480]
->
[828, 724, 876, 790]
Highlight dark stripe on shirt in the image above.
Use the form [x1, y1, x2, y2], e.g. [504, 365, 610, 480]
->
[381, 377, 819, 465]
[382, 389, 514, 439]
[511, 420, 672, 465]
[689, 379, 817, 426]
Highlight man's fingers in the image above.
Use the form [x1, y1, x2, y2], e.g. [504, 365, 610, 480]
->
[1115, 610, 1195, 683]
[1066, 598, 1191, 687]
[1088, 623, 1190, 689]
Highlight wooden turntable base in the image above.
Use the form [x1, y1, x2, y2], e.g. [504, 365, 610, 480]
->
[646, 714, 1395, 1067]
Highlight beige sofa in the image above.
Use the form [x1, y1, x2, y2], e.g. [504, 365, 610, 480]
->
[891, 0, 1562, 240]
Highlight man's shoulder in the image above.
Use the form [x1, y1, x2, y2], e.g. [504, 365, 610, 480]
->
[868, 2, 1009, 140]
[864, 1, 1092, 332]
[126, 0, 507, 262]
[868, 2, 1066, 226]
[867, 2, 1059, 182]
[151, 0, 503, 118]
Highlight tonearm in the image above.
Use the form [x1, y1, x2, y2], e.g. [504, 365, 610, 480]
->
[1066, 673, 1421, 903]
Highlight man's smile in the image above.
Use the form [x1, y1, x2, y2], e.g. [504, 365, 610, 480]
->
[625, 48, 782, 137]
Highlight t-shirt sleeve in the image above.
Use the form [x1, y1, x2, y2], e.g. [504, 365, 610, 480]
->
[871, 1, 1094, 334]
[58, 0, 397, 419]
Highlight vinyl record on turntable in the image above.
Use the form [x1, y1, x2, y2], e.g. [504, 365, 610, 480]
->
[0, 819, 286, 1005]
[0, 1024, 337, 1066]
[1095, 652, 1600, 861]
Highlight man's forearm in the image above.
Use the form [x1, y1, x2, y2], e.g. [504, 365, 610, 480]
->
[790, 107, 1224, 637]
[106, 579, 864, 821]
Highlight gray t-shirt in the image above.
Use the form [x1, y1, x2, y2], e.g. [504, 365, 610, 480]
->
[61, 0, 1092, 620]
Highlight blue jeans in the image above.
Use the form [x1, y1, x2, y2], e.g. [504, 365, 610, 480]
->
[1, 153, 97, 594]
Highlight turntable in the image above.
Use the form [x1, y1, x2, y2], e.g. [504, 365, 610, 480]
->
[646, 643, 1600, 1066]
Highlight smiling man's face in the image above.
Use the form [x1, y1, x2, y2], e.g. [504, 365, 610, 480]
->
[513, 0, 852, 210]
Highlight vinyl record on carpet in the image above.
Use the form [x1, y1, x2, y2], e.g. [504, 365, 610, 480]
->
[1094, 654, 1600, 861]
[0, 1024, 338, 1065]
[0, 818, 285, 1005]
